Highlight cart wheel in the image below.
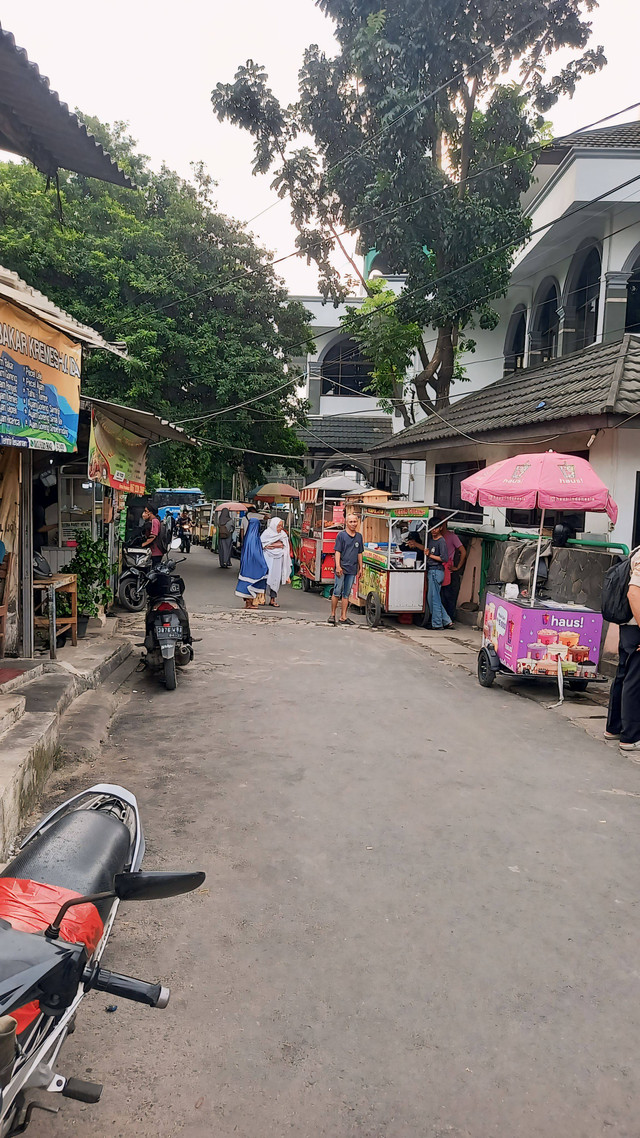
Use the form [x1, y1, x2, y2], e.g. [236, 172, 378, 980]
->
[477, 647, 497, 687]
[568, 678, 589, 693]
[302, 576, 311, 592]
[365, 592, 382, 628]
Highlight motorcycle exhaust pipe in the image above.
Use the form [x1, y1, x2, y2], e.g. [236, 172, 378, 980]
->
[0, 1016, 17, 1089]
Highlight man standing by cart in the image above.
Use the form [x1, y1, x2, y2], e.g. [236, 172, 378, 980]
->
[328, 513, 363, 626]
[605, 547, 640, 755]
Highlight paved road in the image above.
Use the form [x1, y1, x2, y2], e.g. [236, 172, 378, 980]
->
[31, 547, 640, 1137]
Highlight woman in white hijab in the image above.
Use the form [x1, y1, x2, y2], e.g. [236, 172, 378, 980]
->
[260, 516, 292, 608]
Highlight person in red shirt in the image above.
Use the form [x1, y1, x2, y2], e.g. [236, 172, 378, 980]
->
[141, 505, 163, 567]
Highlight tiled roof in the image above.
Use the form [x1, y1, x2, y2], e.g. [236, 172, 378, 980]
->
[298, 415, 393, 452]
[0, 25, 133, 187]
[555, 120, 640, 151]
[372, 335, 640, 454]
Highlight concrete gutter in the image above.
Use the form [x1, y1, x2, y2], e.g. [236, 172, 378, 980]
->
[0, 634, 132, 855]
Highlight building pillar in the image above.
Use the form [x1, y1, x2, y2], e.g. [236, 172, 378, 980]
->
[20, 450, 34, 659]
[602, 271, 631, 343]
[556, 304, 575, 356]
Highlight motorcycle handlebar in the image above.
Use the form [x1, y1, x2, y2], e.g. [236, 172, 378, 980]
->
[85, 966, 170, 1009]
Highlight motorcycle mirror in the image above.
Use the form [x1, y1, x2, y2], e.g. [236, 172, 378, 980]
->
[113, 870, 205, 902]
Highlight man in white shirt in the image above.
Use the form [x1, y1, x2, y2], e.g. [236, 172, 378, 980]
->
[605, 548, 640, 755]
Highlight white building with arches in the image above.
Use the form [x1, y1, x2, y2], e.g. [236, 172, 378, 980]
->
[371, 119, 640, 547]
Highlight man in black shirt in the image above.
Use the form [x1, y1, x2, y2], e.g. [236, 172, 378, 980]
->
[328, 513, 364, 626]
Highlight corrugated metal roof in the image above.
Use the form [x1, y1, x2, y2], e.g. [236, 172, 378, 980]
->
[0, 25, 133, 187]
[0, 263, 126, 356]
[80, 397, 198, 446]
[373, 336, 640, 454]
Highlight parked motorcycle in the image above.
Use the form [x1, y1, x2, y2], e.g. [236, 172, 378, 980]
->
[0, 783, 204, 1135]
[117, 540, 151, 613]
[142, 558, 193, 690]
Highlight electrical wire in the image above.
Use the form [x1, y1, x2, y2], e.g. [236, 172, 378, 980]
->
[158, 102, 640, 315]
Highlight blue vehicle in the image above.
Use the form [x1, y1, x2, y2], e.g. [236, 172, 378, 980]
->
[150, 488, 204, 524]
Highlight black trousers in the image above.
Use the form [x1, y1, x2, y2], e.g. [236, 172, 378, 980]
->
[606, 624, 640, 744]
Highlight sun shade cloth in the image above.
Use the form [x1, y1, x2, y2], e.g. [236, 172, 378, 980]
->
[460, 452, 618, 523]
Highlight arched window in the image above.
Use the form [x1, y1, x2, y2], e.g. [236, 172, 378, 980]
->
[626, 258, 640, 335]
[503, 305, 527, 373]
[321, 338, 373, 397]
[530, 281, 560, 367]
[565, 245, 601, 353]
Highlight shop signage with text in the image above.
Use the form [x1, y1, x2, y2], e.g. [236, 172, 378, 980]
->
[88, 408, 148, 495]
[0, 300, 81, 452]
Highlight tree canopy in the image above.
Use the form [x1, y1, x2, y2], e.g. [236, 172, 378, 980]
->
[212, 0, 604, 416]
[0, 120, 313, 488]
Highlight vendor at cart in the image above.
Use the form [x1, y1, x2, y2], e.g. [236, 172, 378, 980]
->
[392, 519, 427, 563]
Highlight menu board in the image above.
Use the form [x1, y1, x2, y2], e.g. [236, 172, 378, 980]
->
[0, 300, 81, 452]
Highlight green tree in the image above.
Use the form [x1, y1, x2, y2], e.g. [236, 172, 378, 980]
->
[212, 0, 604, 413]
[0, 120, 313, 485]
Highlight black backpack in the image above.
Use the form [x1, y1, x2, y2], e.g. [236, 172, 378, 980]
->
[156, 519, 171, 556]
[601, 550, 638, 624]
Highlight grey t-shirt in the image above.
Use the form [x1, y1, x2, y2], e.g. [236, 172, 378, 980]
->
[427, 535, 448, 569]
[335, 529, 364, 574]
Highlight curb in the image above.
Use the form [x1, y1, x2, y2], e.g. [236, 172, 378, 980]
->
[0, 638, 133, 857]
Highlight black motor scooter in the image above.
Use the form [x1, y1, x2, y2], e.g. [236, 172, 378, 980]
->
[0, 783, 204, 1135]
[142, 558, 193, 690]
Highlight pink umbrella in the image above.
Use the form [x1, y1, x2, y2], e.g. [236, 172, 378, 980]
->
[461, 451, 618, 605]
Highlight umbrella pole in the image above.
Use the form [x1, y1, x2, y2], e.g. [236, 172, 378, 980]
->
[530, 508, 545, 608]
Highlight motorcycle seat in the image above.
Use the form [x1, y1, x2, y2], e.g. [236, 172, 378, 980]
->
[1, 811, 131, 919]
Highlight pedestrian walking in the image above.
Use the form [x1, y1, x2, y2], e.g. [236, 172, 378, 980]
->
[235, 511, 268, 609]
[328, 512, 363, 626]
[425, 521, 453, 630]
[260, 516, 291, 607]
[217, 507, 234, 568]
[605, 547, 640, 755]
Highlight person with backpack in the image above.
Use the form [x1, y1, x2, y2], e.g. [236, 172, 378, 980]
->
[604, 548, 640, 755]
[141, 504, 164, 568]
[217, 507, 234, 569]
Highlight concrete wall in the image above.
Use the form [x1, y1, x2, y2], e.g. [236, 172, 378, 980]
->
[402, 426, 639, 547]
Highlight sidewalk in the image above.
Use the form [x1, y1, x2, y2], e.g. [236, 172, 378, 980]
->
[394, 622, 612, 745]
[0, 625, 133, 856]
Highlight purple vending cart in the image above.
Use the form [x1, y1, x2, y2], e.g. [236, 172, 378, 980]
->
[479, 592, 605, 692]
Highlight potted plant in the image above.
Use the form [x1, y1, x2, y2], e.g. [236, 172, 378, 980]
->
[66, 530, 112, 637]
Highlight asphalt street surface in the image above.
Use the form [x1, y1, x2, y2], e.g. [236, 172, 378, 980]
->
[31, 545, 640, 1137]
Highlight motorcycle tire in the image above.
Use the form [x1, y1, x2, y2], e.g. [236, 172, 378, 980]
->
[119, 578, 146, 612]
[163, 656, 177, 690]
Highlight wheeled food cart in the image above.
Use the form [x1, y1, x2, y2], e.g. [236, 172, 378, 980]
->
[352, 502, 431, 626]
[299, 476, 364, 590]
[460, 451, 618, 698]
[478, 592, 605, 692]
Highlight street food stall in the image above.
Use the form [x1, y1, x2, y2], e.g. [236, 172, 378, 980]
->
[298, 475, 365, 590]
[461, 452, 617, 698]
[192, 502, 215, 547]
[350, 501, 431, 626]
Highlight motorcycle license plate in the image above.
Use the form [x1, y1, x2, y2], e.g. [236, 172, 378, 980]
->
[156, 619, 182, 639]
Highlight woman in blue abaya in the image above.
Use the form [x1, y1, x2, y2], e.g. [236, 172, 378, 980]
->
[235, 513, 268, 608]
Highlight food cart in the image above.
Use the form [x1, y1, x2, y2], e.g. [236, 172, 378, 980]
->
[298, 475, 366, 590]
[460, 451, 617, 698]
[351, 501, 431, 627]
[192, 502, 215, 547]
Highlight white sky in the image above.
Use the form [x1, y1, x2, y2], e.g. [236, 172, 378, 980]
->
[3, 0, 639, 294]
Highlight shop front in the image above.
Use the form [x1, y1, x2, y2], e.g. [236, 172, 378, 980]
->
[0, 280, 126, 658]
